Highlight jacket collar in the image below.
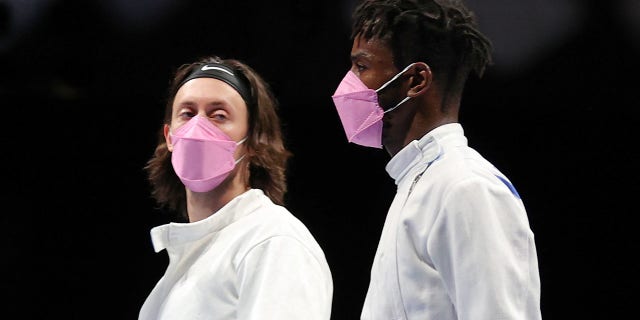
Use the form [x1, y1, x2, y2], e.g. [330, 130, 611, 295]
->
[386, 123, 467, 185]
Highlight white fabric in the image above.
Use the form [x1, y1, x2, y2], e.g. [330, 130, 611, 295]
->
[361, 123, 542, 320]
[139, 189, 333, 320]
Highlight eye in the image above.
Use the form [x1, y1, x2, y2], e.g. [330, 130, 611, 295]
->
[356, 63, 367, 72]
[177, 109, 196, 119]
[210, 109, 229, 121]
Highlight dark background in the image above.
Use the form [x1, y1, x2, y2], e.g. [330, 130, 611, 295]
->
[1, 0, 638, 319]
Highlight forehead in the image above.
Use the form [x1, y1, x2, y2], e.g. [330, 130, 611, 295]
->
[174, 78, 245, 106]
[350, 35, 396, 69]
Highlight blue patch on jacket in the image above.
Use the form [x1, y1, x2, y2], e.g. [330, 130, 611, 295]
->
[495, 175, 521, 199]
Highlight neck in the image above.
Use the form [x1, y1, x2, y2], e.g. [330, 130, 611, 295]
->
[185, 167, 250, 222]
[412, 87, 460, 137]
[383, 94, 459, 156]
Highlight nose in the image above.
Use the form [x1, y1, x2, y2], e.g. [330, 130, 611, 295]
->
[197, 110, 208, 118]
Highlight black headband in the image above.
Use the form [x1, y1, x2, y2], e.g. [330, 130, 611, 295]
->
[177, 63, 252, 104]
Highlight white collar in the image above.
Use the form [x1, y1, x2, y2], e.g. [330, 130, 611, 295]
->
[149, 189, 265, 252]
[385, 123, 467, 185]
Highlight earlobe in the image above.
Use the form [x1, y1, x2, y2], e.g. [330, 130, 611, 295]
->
[164, 124, 173, 152]
[408, 62, 432, 97]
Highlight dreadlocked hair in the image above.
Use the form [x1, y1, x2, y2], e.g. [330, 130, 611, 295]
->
[352, 0, 493, 96]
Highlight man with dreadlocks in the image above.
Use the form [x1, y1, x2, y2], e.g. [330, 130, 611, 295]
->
[330, 0, 542, 319]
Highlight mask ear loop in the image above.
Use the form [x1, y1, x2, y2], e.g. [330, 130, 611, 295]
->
[236, 136, 248, 145]
[375, 63, 416, 114]
[234, 136, 249, 164]
[383, 96, 412, 114]
[234, 154, 246, 165]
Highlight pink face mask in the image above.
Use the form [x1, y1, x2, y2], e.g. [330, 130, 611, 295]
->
[331, 63, 415, 148]
[169, 115, 246, 193]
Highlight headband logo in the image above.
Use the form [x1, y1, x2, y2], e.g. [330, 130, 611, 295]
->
[201, 65, 233, 75]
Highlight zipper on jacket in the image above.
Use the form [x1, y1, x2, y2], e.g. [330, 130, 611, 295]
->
[408, 171, 424, 195]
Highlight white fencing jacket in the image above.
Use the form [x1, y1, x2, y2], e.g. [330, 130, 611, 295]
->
[361, 123, 541, 320]
[139, 189, 333, 320]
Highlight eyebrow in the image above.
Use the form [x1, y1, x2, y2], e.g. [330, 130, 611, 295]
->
[175, 100, 228, 110]
[350, 51, 372, 62]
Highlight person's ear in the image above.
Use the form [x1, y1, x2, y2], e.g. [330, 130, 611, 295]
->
[407, 62, 432, 97]
[164, 124, 173, 152]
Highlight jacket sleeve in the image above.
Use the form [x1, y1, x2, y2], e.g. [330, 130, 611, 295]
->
[236, 235, 333, 320]
[427, 176, 542, 320]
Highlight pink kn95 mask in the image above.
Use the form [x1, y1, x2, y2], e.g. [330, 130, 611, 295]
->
[169, 115, 246, 193]
[331, 63, 415, 148]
